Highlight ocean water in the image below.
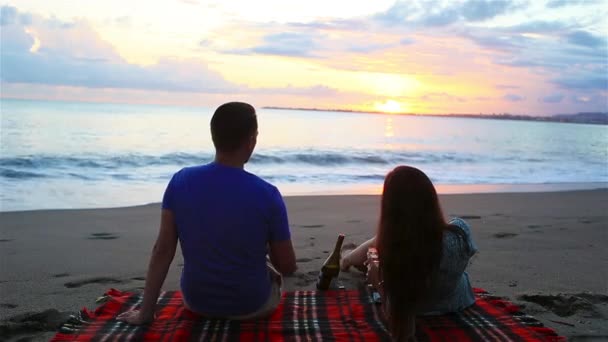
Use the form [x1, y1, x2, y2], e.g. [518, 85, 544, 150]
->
[1, 99, 607, 211]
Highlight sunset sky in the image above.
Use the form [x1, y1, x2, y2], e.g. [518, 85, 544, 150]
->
[1, 0, 606, 115]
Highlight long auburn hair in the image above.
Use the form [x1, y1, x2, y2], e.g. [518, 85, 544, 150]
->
[376, 166, 453, 340]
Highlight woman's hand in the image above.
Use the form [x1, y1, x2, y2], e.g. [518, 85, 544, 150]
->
[342, 250, 368, 272]
[340, 254, 352, 271]
[116, 310, 154, 325]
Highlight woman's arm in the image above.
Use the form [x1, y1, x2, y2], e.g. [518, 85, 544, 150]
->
[341, 236, 376, 271]
[117, 209, 178, 324]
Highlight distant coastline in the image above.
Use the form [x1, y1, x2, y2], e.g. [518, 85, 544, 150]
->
[263, 106, 608, 125]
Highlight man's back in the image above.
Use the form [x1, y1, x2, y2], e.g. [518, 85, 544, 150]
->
[162, 162, 290, 316]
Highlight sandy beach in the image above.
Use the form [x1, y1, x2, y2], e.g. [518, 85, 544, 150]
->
[1, 189, 607, 341]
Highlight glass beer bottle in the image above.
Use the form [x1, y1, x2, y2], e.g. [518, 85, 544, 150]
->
[316, 234, 345, 290]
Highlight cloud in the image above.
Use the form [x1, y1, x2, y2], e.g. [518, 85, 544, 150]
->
[494, 45, 606, 70]
[553, 76, 607, 90]
[495, 57, 554, 68]
[2, 3, 607, 115]
[464, 31, 528, 51]
[540, 93, 564, 103]
[419, 8, 461, 27]
[459, 0, 521, 21]
[253, 84, 339, 97]
[251, 32, 319, 57]
[570, 94, 607, 107]
[1, 5, 17, 25]
[565, 30, 605, 48]
[420, 92, 467, 103]
[505, 20, 571, 33]
[288, 19, 367, 32]
[375, 0, 526, 27]
[495, 84, 520, 89]
[477, 27, 606, 77]
[455, 21, 604, 78]
[546, 0, 598, 8]
[1, 53, 234, 92]
[503, 94, 525, 102]
[400, 37, 415, 45]
[0, 6, 234, 93]
[347, 42, 394, 53]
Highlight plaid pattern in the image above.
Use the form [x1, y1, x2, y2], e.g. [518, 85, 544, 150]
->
[51, 288, 565, 341]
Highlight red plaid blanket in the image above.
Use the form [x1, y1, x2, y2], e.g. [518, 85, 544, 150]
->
[51, 288, 564, 341]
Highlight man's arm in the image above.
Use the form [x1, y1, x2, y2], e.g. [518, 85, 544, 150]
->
[267, 187, 297, 275]
[117, 209, 178, 324]
[269, 239, 297, 275]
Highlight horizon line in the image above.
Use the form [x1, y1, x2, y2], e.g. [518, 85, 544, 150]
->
[2, 96, 606, 119]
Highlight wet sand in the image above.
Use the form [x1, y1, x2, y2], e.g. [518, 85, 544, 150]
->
[1, 190, 607, 341]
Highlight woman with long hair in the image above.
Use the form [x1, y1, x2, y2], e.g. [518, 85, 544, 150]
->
[341, 166, 478, 341]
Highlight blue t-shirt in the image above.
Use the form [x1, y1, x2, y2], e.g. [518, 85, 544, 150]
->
[162, 162, 291, 316]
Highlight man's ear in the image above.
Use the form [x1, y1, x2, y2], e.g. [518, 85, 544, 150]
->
[246, 135, 256, 152]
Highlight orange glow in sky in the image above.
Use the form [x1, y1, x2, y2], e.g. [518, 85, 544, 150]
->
[1, 1, 606, 115]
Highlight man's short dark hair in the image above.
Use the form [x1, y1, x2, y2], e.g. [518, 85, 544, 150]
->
[210, 102, 258, 152]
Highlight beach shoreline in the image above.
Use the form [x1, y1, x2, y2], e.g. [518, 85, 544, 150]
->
[1, 190, 607, 340]
[2, 182, 607, 213]
[277, 181, 608, 198]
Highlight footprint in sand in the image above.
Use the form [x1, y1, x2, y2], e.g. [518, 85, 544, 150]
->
[456, 215, 482, 220]
[299, 224, 325, 228]
[494, 232, 518, 239]
[87, 232, 119, 240]
[6, 309, 71, 333]
[64, 277, 124, 288]
[518, 293, 608, 318]
[52, 273, 70, 278]
[131, 276, 146, 281]
[1, 303, 18, 309]
[296, 258, 313, 263]
[0, 239, 13, 242]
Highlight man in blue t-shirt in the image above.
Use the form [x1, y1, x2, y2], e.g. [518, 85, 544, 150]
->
[118, 102, 297, 324]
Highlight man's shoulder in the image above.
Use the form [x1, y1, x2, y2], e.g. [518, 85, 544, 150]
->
[170, 164, 282, 200]
[167, 164, 220, 189]
[171, 164, 209, 179]
[242, 170, 280, 196]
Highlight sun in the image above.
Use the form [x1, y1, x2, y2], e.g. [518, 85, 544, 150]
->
[374, 100, 403, 113]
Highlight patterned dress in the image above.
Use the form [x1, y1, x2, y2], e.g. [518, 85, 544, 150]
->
[421, 217, 478, 315]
